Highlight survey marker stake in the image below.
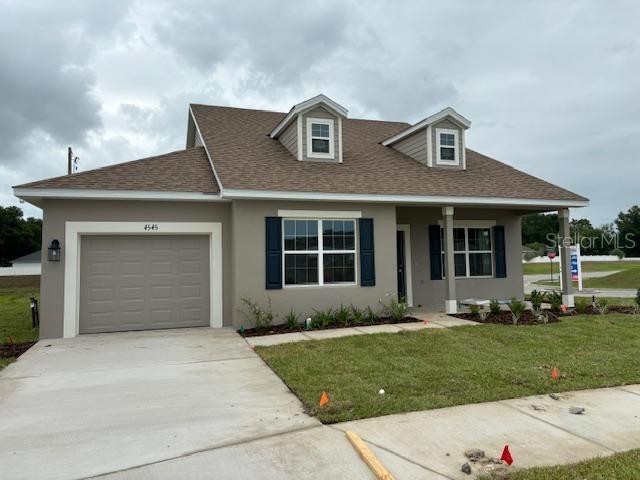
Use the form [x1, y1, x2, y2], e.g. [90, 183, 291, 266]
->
[345, 431, 396, 480]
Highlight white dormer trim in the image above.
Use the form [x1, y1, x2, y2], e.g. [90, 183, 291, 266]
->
[270, 94, 348, 139]
[296, 115, 303, 160]
[306, 117, 335, 159]
[426, 125, 433, 167]
[382, 107, 471, 147]
[435, 128, 459, 166]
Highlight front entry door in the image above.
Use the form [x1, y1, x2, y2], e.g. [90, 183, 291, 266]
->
[396, 230, 406, 301]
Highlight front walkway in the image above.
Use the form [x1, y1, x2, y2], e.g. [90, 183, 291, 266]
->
[245, 313, 479, 347]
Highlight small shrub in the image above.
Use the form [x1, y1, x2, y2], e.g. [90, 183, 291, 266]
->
[548, 290, 563, 311]
[285, 309, 300, 329]
[311, 308, 335, 329]
[594, 297, 610, 315]
[529, 290, 546, 312]
[364, 306, 378, 324]
[507, 297, 526, 325]
[350, 305, 365, 325]
[611, 248, 626, 259]
[489, 299, 501, 315]
[334, 304, 351, 327]
[379, 294, 408, 322]
[478, 310, 489, 322]
[469, 305, 480, 317]
[239, 296, 275, 328]
[636, 289, 640, 309]
[574, 297, 590, 314]
[533, 309, 549, 324]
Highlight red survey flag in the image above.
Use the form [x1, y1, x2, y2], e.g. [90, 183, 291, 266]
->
[551, 367, 559, 380]
[501, 445, 513, 465]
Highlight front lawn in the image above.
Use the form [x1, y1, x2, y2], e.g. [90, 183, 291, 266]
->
[257, 315, 640, 423]
[535, 267, 640, 289]
[523, 260, 640, 276]
[480, 449, 640, 479]
[0, 282, 40, 370]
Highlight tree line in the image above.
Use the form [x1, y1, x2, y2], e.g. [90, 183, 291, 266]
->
[522, 205, 640, 258]
[0, 206, 42, 266]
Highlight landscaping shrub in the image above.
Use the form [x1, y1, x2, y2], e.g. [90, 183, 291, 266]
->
[574, 297, 590, 314]
[529, 290, 546, 312]
[364, 306, 378, 324]
[285, 309, 300, 329]
[594, 297, 610, 315]
[240, 296, 275, 328]
[379, 294, 408, 322]
[469, 305, 480, 317]
[548, 290, 563, 311]
[334, 304, 351, 327]
[636, 289, 640, 308]
[350, 305, 365, 324]
[507, 297, 526, 325]
[489, 299, 501, 315]
[611, 248, 626, 259]
[311, 308, 335, 329]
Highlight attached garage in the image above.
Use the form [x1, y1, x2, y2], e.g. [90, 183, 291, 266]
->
[79, 235, 210, 334]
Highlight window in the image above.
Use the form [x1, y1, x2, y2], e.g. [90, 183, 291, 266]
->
[284, 219, 356, 286]
[441, 227, 493, 277]
[436, 128, 459, 165]
[306, 118, 334, 159]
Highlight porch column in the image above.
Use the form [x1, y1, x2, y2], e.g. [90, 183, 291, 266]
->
[442, 206, 457, 313]
[558, 208, 574, 307]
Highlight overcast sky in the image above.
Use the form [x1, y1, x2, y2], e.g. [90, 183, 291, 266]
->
[1, 0, 638, 225]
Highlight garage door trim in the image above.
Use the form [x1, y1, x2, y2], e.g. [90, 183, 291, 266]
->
[63, 222, 222, 338]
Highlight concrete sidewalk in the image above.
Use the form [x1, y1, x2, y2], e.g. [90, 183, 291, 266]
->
[245, 314, 479, 347]
[335, 385, 640, 479]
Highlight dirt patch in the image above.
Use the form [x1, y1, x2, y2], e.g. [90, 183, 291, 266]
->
[239, 316, 422, 337]
[453, 311, 561, 325]
[0, 275, 40, 289]
[0, 342, 36, 359]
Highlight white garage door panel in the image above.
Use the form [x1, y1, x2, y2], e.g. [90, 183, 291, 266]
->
[80, 235, 210, 334]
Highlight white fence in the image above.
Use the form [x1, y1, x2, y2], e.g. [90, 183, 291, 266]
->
[0, 264, 41, 276]
[524, 255, 639, 264]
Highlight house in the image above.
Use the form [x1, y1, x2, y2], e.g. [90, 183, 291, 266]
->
[13, 95, 588, 339]
[0, 251, 42, 276]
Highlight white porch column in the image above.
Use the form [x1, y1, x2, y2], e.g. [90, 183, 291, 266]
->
[558, 208, 574, 307]
[442, 206, 457, 313]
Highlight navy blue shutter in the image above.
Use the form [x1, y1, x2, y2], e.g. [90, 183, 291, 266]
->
[359, 218, 375, 286]
[429, 225, 443, 280]
[265, 217, 282, 289]
[494, 225, 507, 278]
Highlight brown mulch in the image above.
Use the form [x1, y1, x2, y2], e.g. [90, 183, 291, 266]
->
[453, 310, 561, 325]
[0, 342, 36, 359]
[239, 316, 422, 337]
[0, 275, 40, 289]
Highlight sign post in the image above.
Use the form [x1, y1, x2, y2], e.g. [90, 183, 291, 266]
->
[547, 251, 556, 283]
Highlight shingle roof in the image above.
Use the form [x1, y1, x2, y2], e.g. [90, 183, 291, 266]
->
[190, 104, 587, 202]
[15, 147, 219, 194]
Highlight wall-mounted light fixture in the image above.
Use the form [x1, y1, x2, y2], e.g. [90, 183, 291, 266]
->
[48, 239, 61, 262]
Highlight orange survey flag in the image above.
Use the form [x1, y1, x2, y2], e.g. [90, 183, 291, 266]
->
[501, 445, 513, 465]
[319, 391, 330, 407]
[551, 367, 559, 380]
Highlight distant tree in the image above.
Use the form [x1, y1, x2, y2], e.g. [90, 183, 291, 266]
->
[615, 205, 640, 257]
[522, 213, 559, 246]
[0, 206, 42, 266]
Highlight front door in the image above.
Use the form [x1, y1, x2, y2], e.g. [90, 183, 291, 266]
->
[396, 230, 406, 301]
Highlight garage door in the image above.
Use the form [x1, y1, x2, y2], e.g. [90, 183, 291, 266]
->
[79, 235, 210, 334]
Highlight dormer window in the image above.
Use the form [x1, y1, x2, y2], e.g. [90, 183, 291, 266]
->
[436, 128, 459, 165]
[307, 118, 334, 159]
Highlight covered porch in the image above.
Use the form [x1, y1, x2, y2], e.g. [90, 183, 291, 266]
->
[395, 205, 574, 314]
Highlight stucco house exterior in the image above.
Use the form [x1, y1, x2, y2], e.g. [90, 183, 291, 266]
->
[14, 95, 588, 339]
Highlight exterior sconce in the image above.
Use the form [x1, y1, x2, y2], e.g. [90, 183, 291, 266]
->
[48, 239, 61, 262]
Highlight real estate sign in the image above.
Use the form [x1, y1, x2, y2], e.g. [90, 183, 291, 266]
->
[570, 245, 583, 291]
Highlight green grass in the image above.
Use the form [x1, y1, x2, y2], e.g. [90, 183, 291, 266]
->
[0, 280, 40, 370]
[480, 449, 640, 479]
[523, 261, 640, 276]
[534, 268, 640, 290]
[257, 315, 640, 423]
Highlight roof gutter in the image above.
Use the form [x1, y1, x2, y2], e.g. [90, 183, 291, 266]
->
[221, 188, 589, 209]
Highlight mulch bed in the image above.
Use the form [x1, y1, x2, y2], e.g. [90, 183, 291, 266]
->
[564, 305, 637, 315]
[239, 316, 422, 337]
[453, 310, 561, 325]
[0, 342, 36, 359]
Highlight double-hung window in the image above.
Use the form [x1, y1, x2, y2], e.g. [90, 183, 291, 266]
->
[436, 128, 459, 165]
[306, 118, 334, 158]
[284, 219, 356, 286]
[441, 227, 493, 278]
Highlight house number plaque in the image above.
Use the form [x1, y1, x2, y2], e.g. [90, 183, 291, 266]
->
[144, 224, 159, 231]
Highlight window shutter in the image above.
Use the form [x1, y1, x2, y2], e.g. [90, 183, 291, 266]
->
[494, 225, 507, 278]
[428, 225, 443, 280]
[265, 217, 282, 289]
[359, 218, 375, 286]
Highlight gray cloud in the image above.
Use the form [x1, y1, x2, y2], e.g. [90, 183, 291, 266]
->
[1, 0, 638, 225]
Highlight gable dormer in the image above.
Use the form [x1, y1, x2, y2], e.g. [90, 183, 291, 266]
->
[382, 107, 471, 169]
[270, 94, 347, 163]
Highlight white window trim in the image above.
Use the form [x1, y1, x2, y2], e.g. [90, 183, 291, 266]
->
[441, 225, 494, 279]
[396, 224, 413, 307]
[62, 221, 223, 338]
[435, 128, 459, 166]
[282, 218, 358, 288]
[306, 117, 335, 159]
[278, 209, 361, 219]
